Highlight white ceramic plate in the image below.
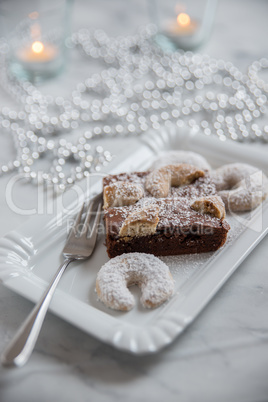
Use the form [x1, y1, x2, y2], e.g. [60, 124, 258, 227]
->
[0, 127, 267, 354]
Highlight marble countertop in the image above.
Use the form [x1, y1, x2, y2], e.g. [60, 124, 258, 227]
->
[1, 0, 268, 401]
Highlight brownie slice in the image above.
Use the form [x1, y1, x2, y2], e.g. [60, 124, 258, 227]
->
[103, 170, 230, 258]
[104, 197, 230, 258]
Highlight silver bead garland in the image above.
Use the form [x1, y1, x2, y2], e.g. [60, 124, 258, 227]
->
[0, 25, 267, 190]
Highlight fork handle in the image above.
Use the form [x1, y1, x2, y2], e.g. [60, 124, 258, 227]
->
[1, 258, 73, 368]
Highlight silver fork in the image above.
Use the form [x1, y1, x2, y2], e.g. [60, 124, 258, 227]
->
[1, 193, 103, 368]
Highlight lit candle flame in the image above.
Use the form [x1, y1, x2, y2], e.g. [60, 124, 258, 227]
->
[32, 41, 44, 54]
[28, 11, 39, 20]
[177, 12, 191, 27]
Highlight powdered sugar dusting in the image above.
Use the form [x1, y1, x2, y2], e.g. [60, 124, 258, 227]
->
[105, 196, 225, 237]
[160, 252, 213, 285]
[110, 181, 143, 199]
[159, 209, 255, 288]
[96, 253, 175, 311]
[145, 164, 206, 199]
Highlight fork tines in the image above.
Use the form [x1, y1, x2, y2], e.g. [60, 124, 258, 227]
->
[68, 193, 103, 240]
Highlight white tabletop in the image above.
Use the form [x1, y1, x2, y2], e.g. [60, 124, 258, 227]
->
[1, 0, 268, 401]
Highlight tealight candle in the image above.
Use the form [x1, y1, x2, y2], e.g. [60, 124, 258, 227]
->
[17, 41, 58, 63]
[168, 12, 198, 36]
[3, 1, 72, 82]
[152, 0, 218, 51]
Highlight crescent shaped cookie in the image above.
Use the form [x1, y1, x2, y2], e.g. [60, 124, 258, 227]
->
[96, 253, 174, 311]
[212, 163, 268, 211]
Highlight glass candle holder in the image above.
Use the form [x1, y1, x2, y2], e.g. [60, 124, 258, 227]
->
[149, 0, 218, 51]
[0, 0, 72, 83]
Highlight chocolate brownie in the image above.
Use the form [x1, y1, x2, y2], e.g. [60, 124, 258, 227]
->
[103, 165, 230, 258]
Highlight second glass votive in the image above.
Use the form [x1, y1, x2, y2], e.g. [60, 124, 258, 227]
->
[148, 0, 218, 51]
[0, 0, 72, 83]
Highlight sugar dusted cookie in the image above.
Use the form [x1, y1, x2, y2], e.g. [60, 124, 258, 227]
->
[96, 253, 174, 311]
